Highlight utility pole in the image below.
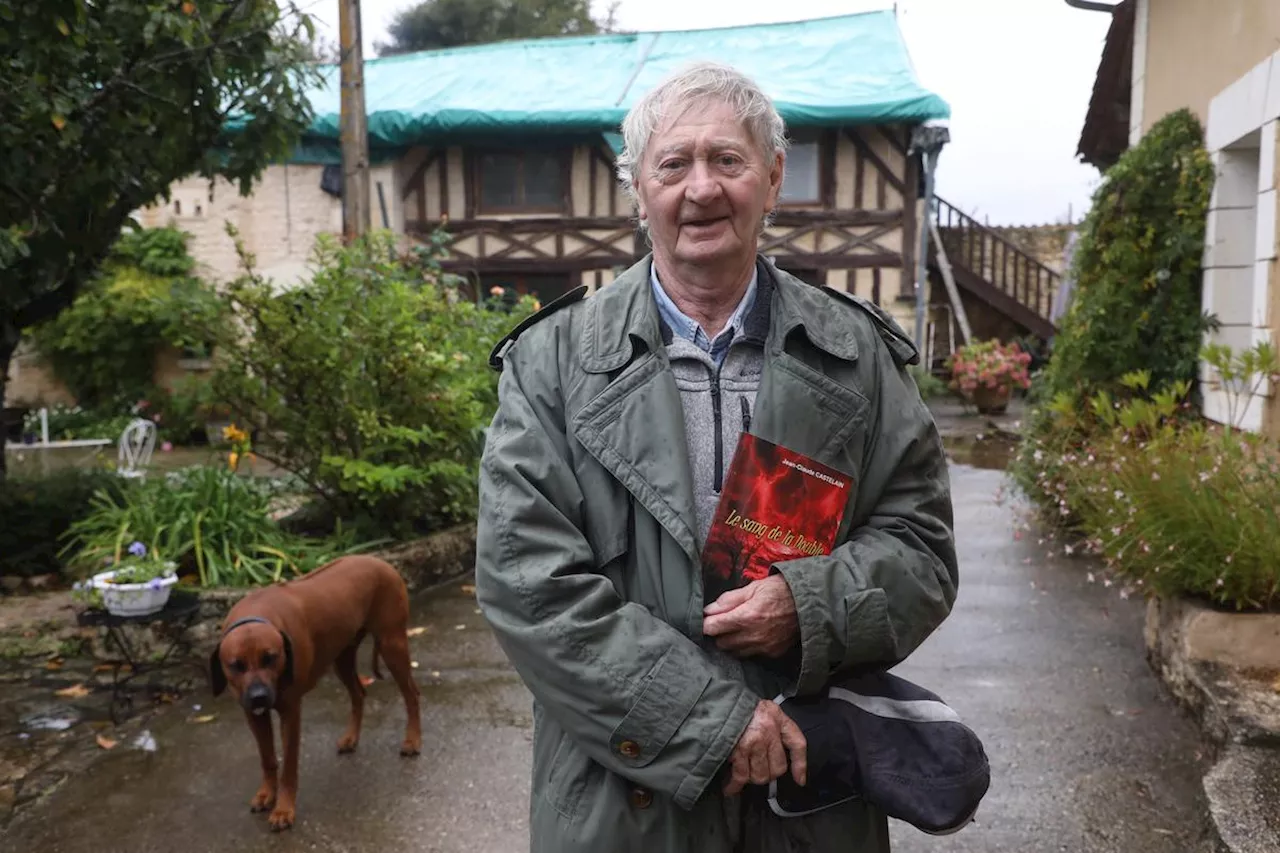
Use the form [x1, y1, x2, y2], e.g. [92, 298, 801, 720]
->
[338, 0, 370, 241]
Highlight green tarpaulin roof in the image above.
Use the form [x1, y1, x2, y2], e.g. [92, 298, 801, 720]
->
[299, 10, 948, 151]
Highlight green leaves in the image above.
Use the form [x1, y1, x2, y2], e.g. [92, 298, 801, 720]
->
[59, 466, 382, 588]
[195, 228, 536, 539]
[0, 0, 320, 346]
[26, 227, 225, 410]
[1041, 108, 1216, 404]
[378, 0, 608, 55]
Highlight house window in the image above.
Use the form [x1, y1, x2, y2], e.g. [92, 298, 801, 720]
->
[476, 150, 566, 213]
[780, 131, 823, 205]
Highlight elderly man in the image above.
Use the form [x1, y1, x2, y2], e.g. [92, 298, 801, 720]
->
[475, 61, 958, 853]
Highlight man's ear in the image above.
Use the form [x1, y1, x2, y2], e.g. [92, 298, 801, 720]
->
[209, 644, 227, 697]
[280, 631, 294, 689]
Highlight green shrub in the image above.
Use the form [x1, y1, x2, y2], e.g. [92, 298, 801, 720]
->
[1013, 108, 1217, 514]
[19, 402, 136, 443]
[0, 469, 133, 579]
[26, 226, 226, 412]
[197, 228, 536, 539]
[907, 365, 948, 400]
[60, 466, 381, 588]
[1017, 347, 1280, 611]
[1041, 108, 1216, 400]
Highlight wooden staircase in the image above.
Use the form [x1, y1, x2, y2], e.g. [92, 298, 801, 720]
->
[929, 196, 1062, 343]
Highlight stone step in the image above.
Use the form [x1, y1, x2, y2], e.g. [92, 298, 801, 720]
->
[1203, 744, 1280, 853]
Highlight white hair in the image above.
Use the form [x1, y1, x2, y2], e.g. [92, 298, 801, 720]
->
[615, 61, 789, 229]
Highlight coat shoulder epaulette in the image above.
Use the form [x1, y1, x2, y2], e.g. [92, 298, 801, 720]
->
[487, 285, 589, 371]
[818, 286, 920, 367]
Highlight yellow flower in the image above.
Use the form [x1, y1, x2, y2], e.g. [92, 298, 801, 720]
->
[221, 424, 249, 444]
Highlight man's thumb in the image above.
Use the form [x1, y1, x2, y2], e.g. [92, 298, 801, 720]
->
[704, 585, 753, 615]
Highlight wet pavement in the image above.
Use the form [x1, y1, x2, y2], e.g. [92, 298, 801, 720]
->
[1, 462, 1214, 853]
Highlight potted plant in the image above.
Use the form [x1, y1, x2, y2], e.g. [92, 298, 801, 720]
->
[946, 339, 1033, 414]
[83, 541, 179, 617]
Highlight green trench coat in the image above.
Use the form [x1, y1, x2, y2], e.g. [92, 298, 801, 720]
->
[475, 256, 959, 853]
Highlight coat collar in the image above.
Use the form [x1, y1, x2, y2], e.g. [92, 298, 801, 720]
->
[580, 254, 859, 373]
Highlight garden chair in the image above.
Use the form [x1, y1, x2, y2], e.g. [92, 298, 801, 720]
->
[117, 418, 157, 478]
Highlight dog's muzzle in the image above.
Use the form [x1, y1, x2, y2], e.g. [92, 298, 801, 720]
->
[244, 681, 275, 716]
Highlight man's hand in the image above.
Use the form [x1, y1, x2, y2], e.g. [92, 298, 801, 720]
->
[702, 574, 799, 658]
[723, 699, 808, 796]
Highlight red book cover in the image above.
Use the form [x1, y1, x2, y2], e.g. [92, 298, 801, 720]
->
[701, 433, 854, 604]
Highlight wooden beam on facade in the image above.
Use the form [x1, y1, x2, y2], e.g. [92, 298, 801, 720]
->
[844, 128, 906, 196]
[401, 150, 437, 201]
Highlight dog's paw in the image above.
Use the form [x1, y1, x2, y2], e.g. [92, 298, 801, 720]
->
[249, 787, 276, 813]
[400, 737, 421, 757]
[336, 734, 359, 754]
[268, 805, 295, 832]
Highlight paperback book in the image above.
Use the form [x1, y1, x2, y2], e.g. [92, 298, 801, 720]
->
[701, 433, 854, 604]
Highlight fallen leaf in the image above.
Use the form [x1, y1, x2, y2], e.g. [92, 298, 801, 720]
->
[96, 734, 118, 750]
[454, 624, 466, 631]
[45, 659, 64, 671]
[406, 626, 428, 637]
[460, 584, 476, 595]
[473, 608, 482, 615]
[55, 684, 91, 699]
[93, 663, 116, 674]
[359, 675, 375, 687]
[190, 715, 216, 724]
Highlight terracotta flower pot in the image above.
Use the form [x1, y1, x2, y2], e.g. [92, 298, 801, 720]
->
[970, 385, 1011, 415]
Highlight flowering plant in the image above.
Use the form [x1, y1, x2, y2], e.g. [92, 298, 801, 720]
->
[947, 339, 1033, 396]
[96, 541, 177, 586]
[221, 423, 253, 471]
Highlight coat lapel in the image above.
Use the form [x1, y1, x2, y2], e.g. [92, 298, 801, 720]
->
[569, 258, 701, 565]
[753, 262, 871, 471]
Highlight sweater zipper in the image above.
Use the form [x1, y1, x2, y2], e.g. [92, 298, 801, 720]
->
[710, 368, 723, 494]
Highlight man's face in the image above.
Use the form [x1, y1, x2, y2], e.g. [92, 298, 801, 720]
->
[634, 98, 783, 272]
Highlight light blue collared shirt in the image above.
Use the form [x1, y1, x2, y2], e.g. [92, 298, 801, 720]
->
[650, 264, 758, 367]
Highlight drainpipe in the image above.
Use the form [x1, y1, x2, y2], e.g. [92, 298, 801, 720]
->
[1062, 0, 1122, 11]
[909, 124, 950, 353]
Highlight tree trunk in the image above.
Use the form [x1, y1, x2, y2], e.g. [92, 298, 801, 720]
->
[0, 326, 19, 482]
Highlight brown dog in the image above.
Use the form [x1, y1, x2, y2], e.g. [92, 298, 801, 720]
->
[209, 555, 421, 831]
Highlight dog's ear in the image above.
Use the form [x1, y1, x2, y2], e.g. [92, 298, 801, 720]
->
[209, 644, 227, 697]
[280, 631, 295, 689]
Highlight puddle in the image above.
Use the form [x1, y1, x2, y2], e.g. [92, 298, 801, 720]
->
[943, 432, 1018, 470]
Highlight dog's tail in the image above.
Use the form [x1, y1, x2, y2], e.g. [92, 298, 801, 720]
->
[371, 638, 384, 680]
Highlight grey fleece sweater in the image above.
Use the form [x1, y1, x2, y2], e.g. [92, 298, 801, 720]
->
[658, 271, 773, 587]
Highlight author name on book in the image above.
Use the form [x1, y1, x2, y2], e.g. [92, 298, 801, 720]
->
[723, 507, 829, 556]
[780, 457, 849, 489]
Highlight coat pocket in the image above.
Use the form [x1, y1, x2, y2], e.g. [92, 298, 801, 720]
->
[544, 730, 596, 821]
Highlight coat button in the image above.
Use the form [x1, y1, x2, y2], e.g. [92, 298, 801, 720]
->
[630, 786, 653, 809]
[618, 740, 641, 759]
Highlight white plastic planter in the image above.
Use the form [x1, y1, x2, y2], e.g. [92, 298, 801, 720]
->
[89, 567, 179, 617]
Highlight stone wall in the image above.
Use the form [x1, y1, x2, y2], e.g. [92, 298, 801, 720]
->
[987, 223, 1075, 274]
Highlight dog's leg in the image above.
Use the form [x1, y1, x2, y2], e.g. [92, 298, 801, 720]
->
[375, 631, 421, 756]
[334, 642, 365, 754]
[269, 702, 302, 832]
[246, 709, 278, 813]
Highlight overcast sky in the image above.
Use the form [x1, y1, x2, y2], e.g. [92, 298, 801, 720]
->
[306, 0, 1114, 226]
